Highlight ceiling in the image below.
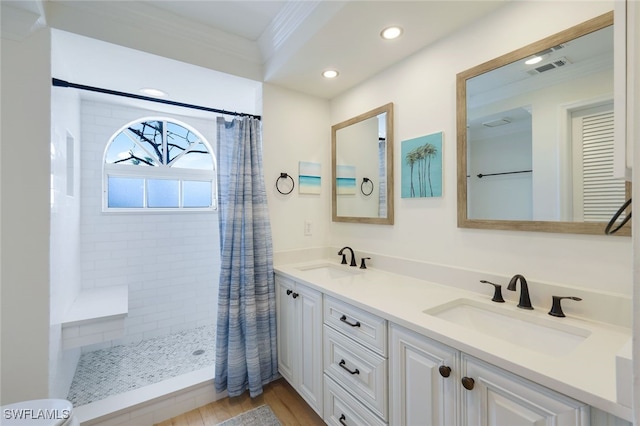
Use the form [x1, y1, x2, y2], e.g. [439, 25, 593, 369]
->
[144, 0, 508, 99]
[4, 1, 510, 112]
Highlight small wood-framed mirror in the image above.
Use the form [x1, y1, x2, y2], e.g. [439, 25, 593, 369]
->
[332, 103, 394, 224]
[456, 12, 630, 236]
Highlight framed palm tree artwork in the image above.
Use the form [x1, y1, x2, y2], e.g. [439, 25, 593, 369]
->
[401, 132, 443, 198]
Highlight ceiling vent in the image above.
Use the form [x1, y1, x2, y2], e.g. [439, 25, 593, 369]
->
[527, 56, 571, 75]
[482, 118, 511, 127]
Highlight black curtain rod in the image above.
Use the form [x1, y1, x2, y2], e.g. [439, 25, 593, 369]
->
[476, 170, 532, 179]
[52, 78, 261, 121]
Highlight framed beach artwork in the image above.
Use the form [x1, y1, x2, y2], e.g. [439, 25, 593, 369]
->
[401, 132, 443, 198]
[298, 161, 321, 194]
[336, 165, 356, 195]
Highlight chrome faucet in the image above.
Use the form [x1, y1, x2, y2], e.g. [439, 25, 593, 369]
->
[338, 246, 357, 267]
[507, 274, 533, 310]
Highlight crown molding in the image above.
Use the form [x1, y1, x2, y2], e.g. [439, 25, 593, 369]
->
[1, 1, 47, 41]
[258, 1, 321, 62]
[46, 1, 262, 66]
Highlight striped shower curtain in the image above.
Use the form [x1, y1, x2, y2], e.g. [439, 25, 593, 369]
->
[214, 116, 278, 397]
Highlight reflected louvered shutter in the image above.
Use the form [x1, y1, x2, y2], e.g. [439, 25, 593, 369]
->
[582, 111, 626, 222]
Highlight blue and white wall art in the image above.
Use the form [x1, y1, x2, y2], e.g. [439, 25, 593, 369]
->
[401, 132, 443, 198]
[298, 161, 321, 194]
[336, 164, 356, 195]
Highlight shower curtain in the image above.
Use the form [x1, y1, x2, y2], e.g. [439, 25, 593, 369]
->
[214, 116, 278, 397]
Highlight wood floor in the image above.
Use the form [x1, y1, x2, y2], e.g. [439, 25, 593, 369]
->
[155, 378, 325, 426]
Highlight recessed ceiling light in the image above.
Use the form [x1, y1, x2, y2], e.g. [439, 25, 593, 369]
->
[381, 26, 403, 40]
[139, 87, 168, 97]
[322, 69, 339, 79]
[525, 56, 543, 65]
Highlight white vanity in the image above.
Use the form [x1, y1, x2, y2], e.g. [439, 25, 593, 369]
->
[274, 259, 632, 426]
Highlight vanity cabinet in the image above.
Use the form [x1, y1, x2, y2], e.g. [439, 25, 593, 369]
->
[390, 324, 589, 426]
[275, 275, 323, 415]
[323, 296, 389, 425]
[389, 323, 459, 426]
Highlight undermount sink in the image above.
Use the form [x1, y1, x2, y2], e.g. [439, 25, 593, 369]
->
[296, 263, 362, 279]
[424, 299, 591, 357]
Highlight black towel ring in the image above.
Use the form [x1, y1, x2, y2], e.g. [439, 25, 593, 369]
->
[605, 198, 632, 235]
[276, 173, 295, 195]
[361, 177, 374, 196]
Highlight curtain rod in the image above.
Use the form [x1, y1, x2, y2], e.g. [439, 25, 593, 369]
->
[52, 78, 262, 121]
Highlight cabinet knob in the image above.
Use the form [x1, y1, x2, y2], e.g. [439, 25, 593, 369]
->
[439, 365, 452, 378]
[339, 414, 347, 425]
[461, 376, 475, 390]
[286, 289, 292, 296]
[292, 292, 299, 299]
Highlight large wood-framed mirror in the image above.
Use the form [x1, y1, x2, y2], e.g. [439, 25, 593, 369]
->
[332, 103, 394, 224]
[457, 12, 630, 236]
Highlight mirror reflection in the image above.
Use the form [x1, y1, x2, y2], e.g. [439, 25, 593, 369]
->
[332, 103, 394, 224]
[457, 12, 630, 235]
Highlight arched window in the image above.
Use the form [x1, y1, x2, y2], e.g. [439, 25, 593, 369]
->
[103, 118, 216, 211]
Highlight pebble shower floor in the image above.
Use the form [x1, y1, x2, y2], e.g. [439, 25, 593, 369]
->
[67, 326, 215, 406]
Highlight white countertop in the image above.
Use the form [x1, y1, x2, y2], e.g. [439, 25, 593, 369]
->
[274, 260, 632, 421]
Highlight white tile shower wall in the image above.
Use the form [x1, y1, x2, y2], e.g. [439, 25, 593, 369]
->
[80, 100, 220, 348]
[50, 86, 83, 398]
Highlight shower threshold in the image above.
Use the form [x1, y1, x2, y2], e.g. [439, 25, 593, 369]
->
[73, 367, 223, 425]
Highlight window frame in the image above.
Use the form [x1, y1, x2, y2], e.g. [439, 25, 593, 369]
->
[102, 117, 217, 213]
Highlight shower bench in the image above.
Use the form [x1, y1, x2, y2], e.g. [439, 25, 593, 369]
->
[61, 285, 128, 349]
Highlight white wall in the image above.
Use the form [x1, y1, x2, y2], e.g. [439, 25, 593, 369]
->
[0, 28, 51, 404]
[79, 100, 220, 349]
[468, 119, 533, 220]
[262, 84, 331, 253]
[328, 1, 631, 295]
[49, 86, 83, 398]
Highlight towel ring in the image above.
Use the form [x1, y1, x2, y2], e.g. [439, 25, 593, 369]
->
[361, 177, 374, 196]
[276, 172, 295, 195]
[605, 198, 632, 235]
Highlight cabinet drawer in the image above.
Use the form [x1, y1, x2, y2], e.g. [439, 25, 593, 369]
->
[324, 325, 388, 420]
[324, 374, 387, 426]
[324, 296, 387, 356]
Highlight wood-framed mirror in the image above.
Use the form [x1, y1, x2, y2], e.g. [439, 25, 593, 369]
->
[332, 103, 394, 224]
[456, 12, 630, 236]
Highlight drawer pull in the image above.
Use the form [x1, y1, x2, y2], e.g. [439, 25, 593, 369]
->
[439, 365, 451, 378]
[339, 414, 347, 425]
[292, 292, 299, 299]
[339, 315, 361, 327]
[286, 289, 292, 296]
[461, 376, 475, 390]
[339, 359, 360, 375]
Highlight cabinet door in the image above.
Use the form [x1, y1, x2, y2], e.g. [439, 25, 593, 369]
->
[297, 283, 324, 415]
[275, 277, 295, 383]
[390, 324, 458, 426]
[461, 355, 589, 426]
